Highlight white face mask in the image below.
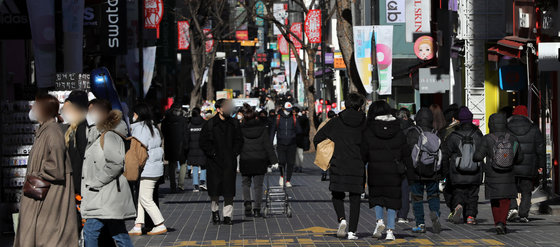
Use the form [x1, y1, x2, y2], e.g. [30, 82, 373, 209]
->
[132, 116, 138, 122]
[283, 110, 290, 116]
[297, 112, 302, 117]
[237, 114, 243, 120]
[28, 109, 37, 122]
[86, 113, 98, 126]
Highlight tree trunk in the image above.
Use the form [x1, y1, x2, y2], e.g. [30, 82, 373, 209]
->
[206, 47, 218, 101]
[305, 49, 317, 152]
[335, 0, 366, 95]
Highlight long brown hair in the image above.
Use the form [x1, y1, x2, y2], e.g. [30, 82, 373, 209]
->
[35, 94, 62, 123]
[430, 104, 446, 131]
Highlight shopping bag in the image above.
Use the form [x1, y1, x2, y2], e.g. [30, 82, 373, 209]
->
[314, 139, 334, 171]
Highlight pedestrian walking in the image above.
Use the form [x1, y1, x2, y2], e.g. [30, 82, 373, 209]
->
[200, 99, 243, 225]
[128, 103, 167, 235]
[506, 105, 546, 223]
[441, 104, 460, 219]
[474, 113, 522, 234]
[295, 107, 310, 173]
[314, 93, 366, 240]
[81, 102, 136, 246]
[185, 107, 208, 192]
[161, 103, 188, 192]
[442, 107, 484, 225]
[395, 107, 413, 223]
[362, 101, 408, 241]
[405, 108, 442, 234]
[239, 104, 279, 218]
[15, 94, 79, 247]
[270, 102, 302, 187]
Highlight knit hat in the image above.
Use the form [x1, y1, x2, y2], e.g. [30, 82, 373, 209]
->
[513, 105, 528, 117]
[458, 107, 473, 123]
[65, 90, 89, 111]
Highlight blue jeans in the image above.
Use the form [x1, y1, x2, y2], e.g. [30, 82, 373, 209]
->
[410, 181, 440, 226]
[192, 166, 206, 186]
[374, 205, 396, 230]
[83, 218, 133, 247]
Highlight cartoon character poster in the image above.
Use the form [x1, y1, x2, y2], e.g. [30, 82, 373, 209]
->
[414, 35, 434, 60]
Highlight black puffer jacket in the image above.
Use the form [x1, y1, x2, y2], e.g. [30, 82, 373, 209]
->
[270, 111, 301, 145]
[406, 108, 441, 182]
[474, 113, 522, 199]
[314, 109, 366, 194]
[442, 122, 484, 185]
[507, 115, 545, 178]
[162, 107, 188, 162]
[362, 115, 408, 210]
[296, 115, 311, 150]
[240, 119, 278, 176]
[186, 116, 207, 166]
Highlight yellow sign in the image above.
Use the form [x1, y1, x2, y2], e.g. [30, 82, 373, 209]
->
[257, 64, 264, 71]
[334, 52, 346, 69]
[241, 40, 257, 46]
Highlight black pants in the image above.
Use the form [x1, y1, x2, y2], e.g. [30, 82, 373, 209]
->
[451, 184, 479, 219]
[443, 182, 454, 211]
[168, 161, 177, 190]
[277, 143, 297, 181]
[332, 191, 361, 233]
[397, 178, 410, 219]
[510, 177, 533, 218]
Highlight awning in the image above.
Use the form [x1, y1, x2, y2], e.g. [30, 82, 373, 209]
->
[487, 36, 534, 61]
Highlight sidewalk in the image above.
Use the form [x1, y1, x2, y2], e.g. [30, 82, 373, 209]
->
[130, 153, 560, 247]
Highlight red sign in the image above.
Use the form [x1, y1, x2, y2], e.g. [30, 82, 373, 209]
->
[204, 29, 214, 53]
[278, 35, 289, 55]
[144, 0, 163, 38]
[305, 10, 321, 44]
[289, 23, 303, 49]
[236, 30, 249, 40]
[177, 21, 190, 50]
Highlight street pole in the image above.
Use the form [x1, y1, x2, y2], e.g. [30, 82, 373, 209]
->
[138, 0, 144, 98]
[321, 0, 326, 120]
[370, 0, 378, 101]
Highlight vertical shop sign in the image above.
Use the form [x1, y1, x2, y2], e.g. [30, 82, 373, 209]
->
[177, 20, 190, 50]
[304, 9, 321, 44]
[386, 0, 405, 23]
[144, 0, 163, 37]
[99, 0, 127, 55]
[405, 0, 430, 42]
[290, 22, 303, 49]
[204, 29, 214, 53]
[374, 25, 393, 95]
[255, 1, 265, 26]
[273, 3, 287, 35]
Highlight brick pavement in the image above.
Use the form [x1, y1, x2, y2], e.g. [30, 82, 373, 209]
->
[130, 154, 560, 246]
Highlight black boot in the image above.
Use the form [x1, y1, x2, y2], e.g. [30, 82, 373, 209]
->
[223, 217, 233, 225]
[495, 222, 507, 235]
[253, 209, 262, 218]
[321, 174, 327, 181]
[212, 211, 221, 225]
[244, 202, 253, 217]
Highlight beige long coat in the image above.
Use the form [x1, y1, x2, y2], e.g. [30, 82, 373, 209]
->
[14, 119, 78, 247]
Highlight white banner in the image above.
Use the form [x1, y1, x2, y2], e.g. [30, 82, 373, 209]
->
[353, 26, 375, 93]
[143, 46, 157, 97]
[27, 0, 56, 88]
[405, 0, 430, 42]
[273, 3, 287, 35]
[374, 25, 393, 95]
[386, 0, 405, 23]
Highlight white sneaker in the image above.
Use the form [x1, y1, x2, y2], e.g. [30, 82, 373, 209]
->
[279, 177, 284, 186]
[285, 181, 292, 188]
[397, 218, 409, 224]
[147, 224, 167, 235]
[507, 209, 519, 221]
[373, 219, 385, 238]
[128, 227, 142, 236]
[347, 231, 358, 240]
[385, 229, 395, 240]
[337, 219, 347, 238]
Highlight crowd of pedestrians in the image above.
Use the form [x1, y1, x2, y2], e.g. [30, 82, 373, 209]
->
[13, 90, 546, 246]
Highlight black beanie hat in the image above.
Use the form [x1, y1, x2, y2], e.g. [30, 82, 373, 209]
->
[65, 90, 89, 111]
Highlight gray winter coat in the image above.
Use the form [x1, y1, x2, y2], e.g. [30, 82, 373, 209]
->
[81, 110, 136, 220]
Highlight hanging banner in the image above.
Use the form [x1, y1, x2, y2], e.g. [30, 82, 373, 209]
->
[538, 43, 560, 71]
[273, 3, 288, 35]
[143, 46, 157, 97]
[257, 28, 265, 53]
[144, 0, 163, 37]
[353, 26, 393, 94]
[375, 25, 393, 95]
[62, 0, 84, 73]
[100, 0, 127, 55]
[255, 1, 265, 26]
[177, 20, 190, 50]
[204, 29, 214, 52]
[27, 0, 56, 88]
[405, 0, 430, 42]
[278, 34, 289, 55]
[304, 9, 321, 44]
[353, 26, 374, 93]
[1, 0, 31, 39]
[386, 0, 405, 23]
[290, 23, 303, 49]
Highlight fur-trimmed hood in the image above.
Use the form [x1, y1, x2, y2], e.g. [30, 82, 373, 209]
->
[96, 110, 128, 136]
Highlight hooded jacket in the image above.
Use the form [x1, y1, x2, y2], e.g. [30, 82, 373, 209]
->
[270, 110, 302, 145]
[161, 106, 188, 162]
[240, 119, 279, 175]
[406, 108, 441, 181]
[507, 115, 545, 178]
[441, 122, 484, 185]
[474, 113, 522, 199]
[314, 109, 366, 194]
[362, 114, 408, 209]
[81, 110, 136, 220]
[131, 120, 164, 178]
[186, 115, 207, 166]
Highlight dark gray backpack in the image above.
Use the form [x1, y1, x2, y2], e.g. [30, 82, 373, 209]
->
[453, 130, 481, 172]
[489, 133, 516, 171]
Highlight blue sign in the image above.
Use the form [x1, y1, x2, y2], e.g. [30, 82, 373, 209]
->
[499, 65, 527, 91]
[256, 1, 265, 26]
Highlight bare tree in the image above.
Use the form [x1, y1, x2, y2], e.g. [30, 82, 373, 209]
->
[179, 0, 250, 107]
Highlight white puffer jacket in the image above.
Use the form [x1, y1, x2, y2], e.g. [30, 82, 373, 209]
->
[131, 121, 164, 178]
